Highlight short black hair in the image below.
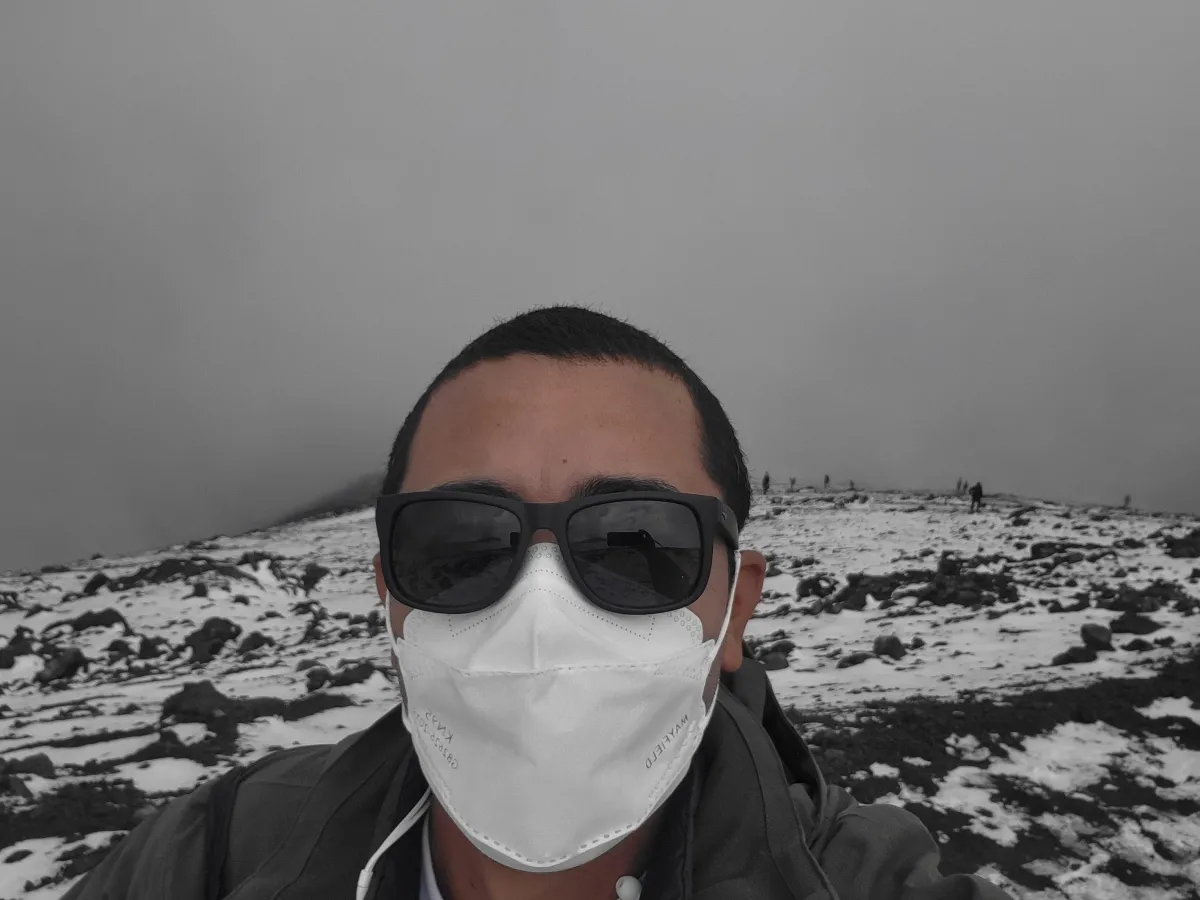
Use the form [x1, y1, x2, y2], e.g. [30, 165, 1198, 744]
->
[381, 305, 752, 529]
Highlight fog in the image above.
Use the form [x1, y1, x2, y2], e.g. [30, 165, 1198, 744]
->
[2, 1, 1199, 572]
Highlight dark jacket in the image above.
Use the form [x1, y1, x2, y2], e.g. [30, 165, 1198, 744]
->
[64, 660, 1013, 899]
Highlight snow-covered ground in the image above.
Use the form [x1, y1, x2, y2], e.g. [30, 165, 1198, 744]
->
[1, 489, 1198, 898]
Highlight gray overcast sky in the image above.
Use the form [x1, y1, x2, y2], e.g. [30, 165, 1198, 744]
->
[2, 2, 1199, 572]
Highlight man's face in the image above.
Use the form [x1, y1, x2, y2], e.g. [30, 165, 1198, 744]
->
[373, 354, 766, 675]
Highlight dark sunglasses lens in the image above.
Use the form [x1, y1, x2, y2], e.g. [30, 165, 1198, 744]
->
[390, 500, 521, 610]
[567, 500, 703, 611]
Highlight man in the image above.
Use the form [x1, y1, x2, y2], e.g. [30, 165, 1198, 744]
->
[969, 482, 984, 513]
[66, 307, 1013, 899]
[762, 470, 771, 495]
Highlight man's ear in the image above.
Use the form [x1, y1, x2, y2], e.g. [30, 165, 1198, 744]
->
[721, 549, 766, 672]
[372, 554, 387, 607]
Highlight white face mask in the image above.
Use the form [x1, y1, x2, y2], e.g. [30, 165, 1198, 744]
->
[386, 541, 741, 873]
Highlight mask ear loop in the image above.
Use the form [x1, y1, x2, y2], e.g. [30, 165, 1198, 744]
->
[713, 549, 742, 651]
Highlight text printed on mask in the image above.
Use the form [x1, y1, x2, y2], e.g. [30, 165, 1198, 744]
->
[415, 709, 459, 770]
[645, 712, 690, 770]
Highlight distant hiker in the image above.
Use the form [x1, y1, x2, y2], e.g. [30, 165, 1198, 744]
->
[969, 481, 984, 513]
[824, 474, 830, 490]
[789, 476, 797, 492]
[762, 471, 771, 495]
[955, 478, 962, 494]
[849, 479, 856, 492]
[64, 306, 1017, 900]
[1123, 494, 1131, 509]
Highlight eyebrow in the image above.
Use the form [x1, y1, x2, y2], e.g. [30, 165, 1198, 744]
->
[430, 475, 681, 500]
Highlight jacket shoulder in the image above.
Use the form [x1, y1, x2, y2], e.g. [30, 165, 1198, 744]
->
[60, 744, 336, 900]
[813, 790, 1015, 900]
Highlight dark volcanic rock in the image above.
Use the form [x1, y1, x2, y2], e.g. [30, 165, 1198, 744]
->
[138, 636, 169, 659]
[161, 680, 291, 730]
[1080, 623, 1113, 651]
[796, 575, 838, 600]
[35, 648, 89, 684]
[836, 651, 876, 669]
[50, 607, 131, 636]
[105, 639, 134, 660]
[237, 631, 275, 656]
[1099, 581, 1191, 614]
[833, 571, 930, 611]
[110, 557, 260, 592]
[1110, 611, 1165, 636]
[1030, 542, 1074, 560]
[183, 617, 242, 663]
[305, 667, 332, 692]
[760, 652, 790, 671]
[309, 661, 380, 690]
[1122, 638, 1154, 652]
[873, 634, 907, 660]
[1163, 527, 1200, 559]
[301, 562, 331, 594]
[0, 774, 33, 798]
[1052, 645, 1098, 666]
[82, 573, 110, 596]
[3, 752, 55, 778]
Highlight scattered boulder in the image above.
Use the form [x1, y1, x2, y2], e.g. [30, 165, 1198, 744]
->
[796, 576, 837, 600]
[109, 556, 259, 592]
[1030, 542, 1074, 561]
[1122, 638, 1154, 652]
[330, 662, 376, 688]
[873, 634, 906, 660]
[302, 563, 331, 594]
[105, 639, 134, 660]
[836, 651, 876, 669]
[909, 636, 926, 650]
[295, 659, 321, 672]
[190, 583, 209, 598]
[4, 849, 33, 863]
[760, 652, 790, 671]
[1051, 645, 1098, 666]
[937, 555, 961, 577]
[35, 648, 89, 684]
[832, 571, 928, 611]
[82, 573, 110, 596]
[139, 636, 170, 659]
[237, 632, 275, 656]
[1098, 581, 1190, 614]
[1163, 528, 1200, 559]
[0, 774, 33, 799]
[160, 679, 351, 733]
[49, 608, 130, 636]
[1080, 623, 1112, 651]
[2, 752, 55, 778]
[305, 666, 332, 692]
[1109, 611, 1165, 636]
[183, 618, 242, 664]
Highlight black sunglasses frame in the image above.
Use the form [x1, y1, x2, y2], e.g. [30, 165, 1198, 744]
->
[375, 489, 740, 616]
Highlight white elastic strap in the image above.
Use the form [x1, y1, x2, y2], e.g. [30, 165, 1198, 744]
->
[356, 788, 432, 900]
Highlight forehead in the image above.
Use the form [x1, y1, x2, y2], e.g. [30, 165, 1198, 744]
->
[403, 355, 715, 501]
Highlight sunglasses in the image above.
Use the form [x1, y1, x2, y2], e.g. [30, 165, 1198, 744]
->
[375, 490, 740, 616]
